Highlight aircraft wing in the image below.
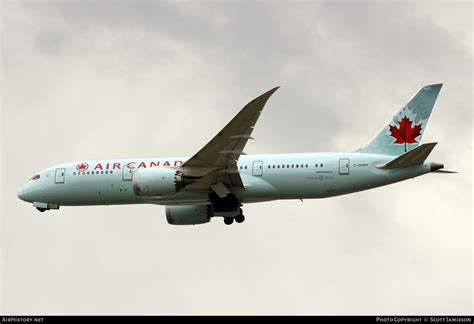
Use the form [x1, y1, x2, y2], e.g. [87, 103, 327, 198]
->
[181, 87, 279, 190]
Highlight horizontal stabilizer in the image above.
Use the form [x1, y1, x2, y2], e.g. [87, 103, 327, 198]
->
[377, 142, 437, 169]
[432, 170, 458, 174]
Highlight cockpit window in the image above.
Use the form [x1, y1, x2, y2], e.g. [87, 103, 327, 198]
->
[30, 174, 40, 180]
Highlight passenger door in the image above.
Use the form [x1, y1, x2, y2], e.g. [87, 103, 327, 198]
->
[55, 168, 65, 184]
[252, 161, 263, 176]
[339, 158, 350, 175]
[122, 166, 133, 181]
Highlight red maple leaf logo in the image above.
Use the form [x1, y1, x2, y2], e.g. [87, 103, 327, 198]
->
[389, 116, 422, 151]
[76, 163, 89, 171]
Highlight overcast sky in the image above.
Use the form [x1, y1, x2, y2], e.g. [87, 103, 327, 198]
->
[1, 0, 472, 315]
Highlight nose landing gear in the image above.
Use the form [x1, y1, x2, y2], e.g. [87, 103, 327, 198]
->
[33, 202, 59, 212]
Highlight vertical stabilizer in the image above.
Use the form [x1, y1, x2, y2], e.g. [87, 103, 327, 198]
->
[360, 84, 442, 156]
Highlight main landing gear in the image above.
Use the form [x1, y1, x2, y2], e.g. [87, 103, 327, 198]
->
[223, 208, 245, 225]
[37, 207, 47, 212]
[235, 214, 245, 223]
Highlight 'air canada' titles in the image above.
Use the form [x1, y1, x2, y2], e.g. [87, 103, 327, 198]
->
[76, 161, 183, 172]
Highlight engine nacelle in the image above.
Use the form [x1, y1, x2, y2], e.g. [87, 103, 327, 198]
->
[166, 205, 212, 225]
[132, 168, 179, 196]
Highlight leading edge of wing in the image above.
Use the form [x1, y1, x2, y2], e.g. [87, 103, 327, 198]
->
[182, 86, 280, 170]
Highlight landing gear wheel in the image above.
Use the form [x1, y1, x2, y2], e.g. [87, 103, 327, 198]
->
[37, 207, 47, 212]
[224, 217, 234, 225]
[235, 214, 245, 223]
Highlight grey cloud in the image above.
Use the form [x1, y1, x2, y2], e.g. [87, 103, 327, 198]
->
[2, 1, 472, 315]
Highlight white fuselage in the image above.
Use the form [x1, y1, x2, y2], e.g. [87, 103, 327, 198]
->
[18, 152, 433, 208]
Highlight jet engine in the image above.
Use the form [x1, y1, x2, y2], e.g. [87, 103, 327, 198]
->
[166, 205, 212, 225]
[132, 168, 194, 197]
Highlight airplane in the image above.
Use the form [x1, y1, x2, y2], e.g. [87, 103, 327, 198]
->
[17, 83, 453, 225]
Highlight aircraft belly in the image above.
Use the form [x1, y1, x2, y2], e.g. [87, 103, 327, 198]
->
[263, 172, 335, 199]
[47, 174, 142, 205]
[334, 163, 432, 196]
[142, 190, 210, 205]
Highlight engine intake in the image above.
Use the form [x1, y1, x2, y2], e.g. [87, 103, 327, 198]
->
[166, 205, 212, 225]
[132, 168, 195, 197]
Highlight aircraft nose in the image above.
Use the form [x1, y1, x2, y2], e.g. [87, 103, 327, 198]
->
[17, 185, 25, 201]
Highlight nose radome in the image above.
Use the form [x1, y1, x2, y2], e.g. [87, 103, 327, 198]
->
[17, 185, 25, 201]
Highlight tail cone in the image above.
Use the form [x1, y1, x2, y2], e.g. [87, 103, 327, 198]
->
[430, 162, 444, 171]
